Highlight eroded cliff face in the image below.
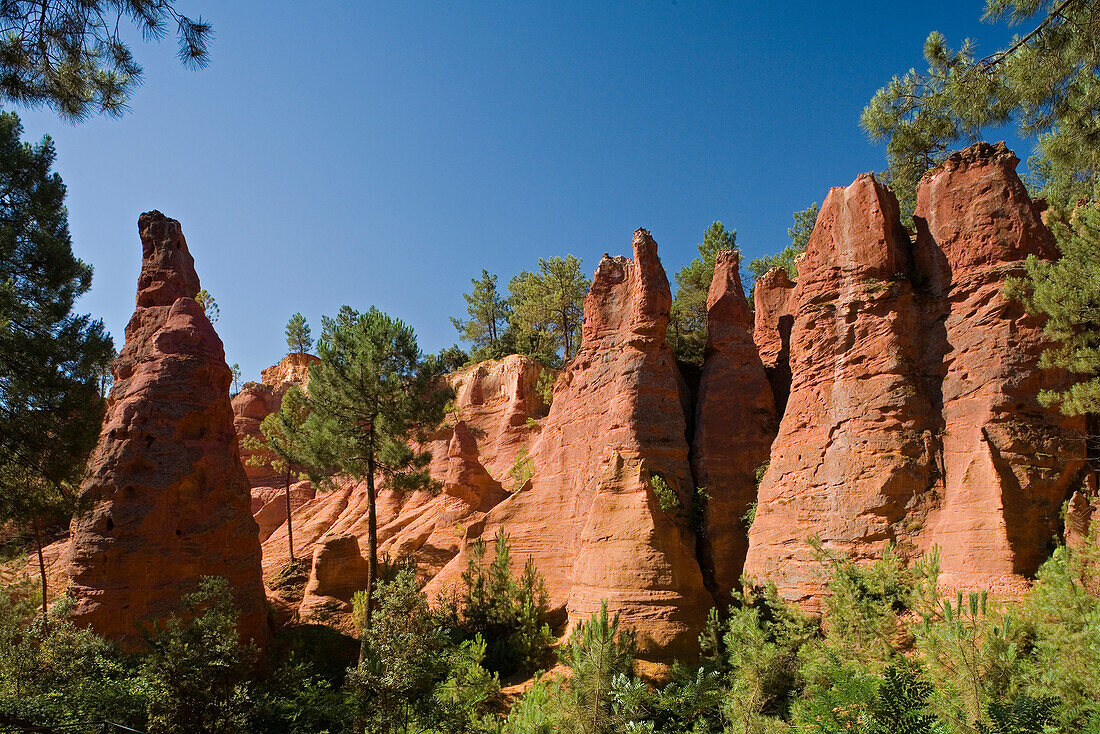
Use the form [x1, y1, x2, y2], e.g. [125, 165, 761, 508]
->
[692, 251, 777, 602]
[227, 142, 1086, 647]
[65, 212, 268, 650]
[912, 142, 1086, 594]
[253, 354, 550, 601]
[425, 230, 712, 661]
[745, 144, 1087, 601]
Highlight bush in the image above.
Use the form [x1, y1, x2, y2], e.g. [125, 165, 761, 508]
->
[460, 531, 555, 677]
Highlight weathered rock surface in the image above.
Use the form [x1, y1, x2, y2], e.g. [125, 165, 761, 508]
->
[65, 212, 268, 649]
[298, 534, 369, 632]
[744, 174, 936, 604]
[233, 352, 319, 489]
[744, 144, 1087, 602]
[692, 251, 777, 602]
[257, 356, 547, 585]
[261, 352, 319, 390]
[913, 142, 1086, 593]
[753, 266, 797, 415]
[426, 230, 711, 660]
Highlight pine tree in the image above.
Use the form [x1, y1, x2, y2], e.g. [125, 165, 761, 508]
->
[668, 221, 739, 364]
[285, 312, 313, 354]
[0, 1, 213, 120]
[451, 270, 511, 360]
[509, 255, 588, 365]
[1006, 202, 1100, 416]
[747, 203, 819, 289]
[297, 307, 450, 643]
[195, 288, 219, 323]
[243, 386, 313, 565]
[861, 0, 1100, 216]
[0, 111, 114, 623]
[559, 600, 637, 734]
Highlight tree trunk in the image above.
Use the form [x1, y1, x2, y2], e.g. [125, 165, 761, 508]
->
[32, 517, 47, 628]
[284, 466, 295, 564]
[359, 455, 378, 664]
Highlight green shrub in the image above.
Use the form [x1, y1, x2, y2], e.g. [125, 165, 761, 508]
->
[460, 531, 555, 677]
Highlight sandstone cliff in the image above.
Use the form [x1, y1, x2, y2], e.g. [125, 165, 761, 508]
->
[425, 230, 712, 660]
[65, 212, 268, 649]
[744, 145, 1087, 601]
[692, 250, 777, 601]
[254, 354, 550, 607]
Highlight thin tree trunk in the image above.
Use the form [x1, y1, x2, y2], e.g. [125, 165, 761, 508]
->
[32, 517, 47, 628]
[359, 454, 378, 664]
[284, 466, 295, 564]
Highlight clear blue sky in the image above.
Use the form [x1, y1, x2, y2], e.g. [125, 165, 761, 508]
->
[14, 1, 1026, 382]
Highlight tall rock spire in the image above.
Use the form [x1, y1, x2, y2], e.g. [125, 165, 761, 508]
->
[66, 211, 268, 649]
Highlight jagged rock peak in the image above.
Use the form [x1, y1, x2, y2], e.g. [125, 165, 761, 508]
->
[705, 249, 752, 351]
[66, 212, 268, 650]
[136, 210, 200, 308]
[583, 228, 672, 344]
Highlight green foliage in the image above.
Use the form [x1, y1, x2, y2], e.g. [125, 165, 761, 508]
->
[285, 312, 313, 354]
[436, 343, 471, 372]
[865, 665, 939, 734]
[196, 287, 220, 323]
[535, 367, 555, 407]
[717, 584, 818, 730]
[979, 695, 1059, 734]
[558, 600, 637, 734]
[502, 676, 565, 734]
[813, 540, 938, 662]
[0, 111, 114, 614]
[914, 591, 1024, 733]
[453, 269, 512, 361]
[1006, 201, 1100, 415]
[861, 0, 1100, 216]
[142, 577, 257, 734]
[508, 445, 535, 492]
[460, 532, 555, 677]
[508, 255, 588, 365]
[747, 203, 819, 290]
[668, 221, 739, 364]
[650, 474, 681, 513]
[0, 1, 212, 120]
[349, 567, 498, 734]
[0, 583, 145, 727]
[297, 306, 451, 629]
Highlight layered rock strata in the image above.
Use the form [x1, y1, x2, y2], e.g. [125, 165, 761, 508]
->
[912, 142, 1086, 593]
[256, 356, 548, 586]
[692, 251, 777, 601]
[745, 144, 1087, 601]
[426, 230, 712, 660]
[743, 174, 937, 603]
[753, 267, 797, 415]
[65, 212, 268, 649]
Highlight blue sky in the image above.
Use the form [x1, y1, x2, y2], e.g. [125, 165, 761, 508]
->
[14, 1, 1027, 382]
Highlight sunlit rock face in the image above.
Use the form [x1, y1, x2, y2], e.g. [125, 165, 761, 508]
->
[426, 230, 712, 661]
[66, 211, 268, 650]
[744, 144, 1087, 602]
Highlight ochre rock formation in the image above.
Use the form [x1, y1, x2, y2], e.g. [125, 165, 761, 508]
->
[233, 352, 318, 489]
[261, 352, 319, 389]
[298, 534, 369, 632]
[692, 251, 777, 601]
[426, 230, 711, 660]
[912, 142, 1086, 593]
[745, 144, 1087, 602]
[65, 212, 268, 649]
[753, 266, 797, 415]
[743, 174, 936, 604]
[257, 356, 547, 588]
